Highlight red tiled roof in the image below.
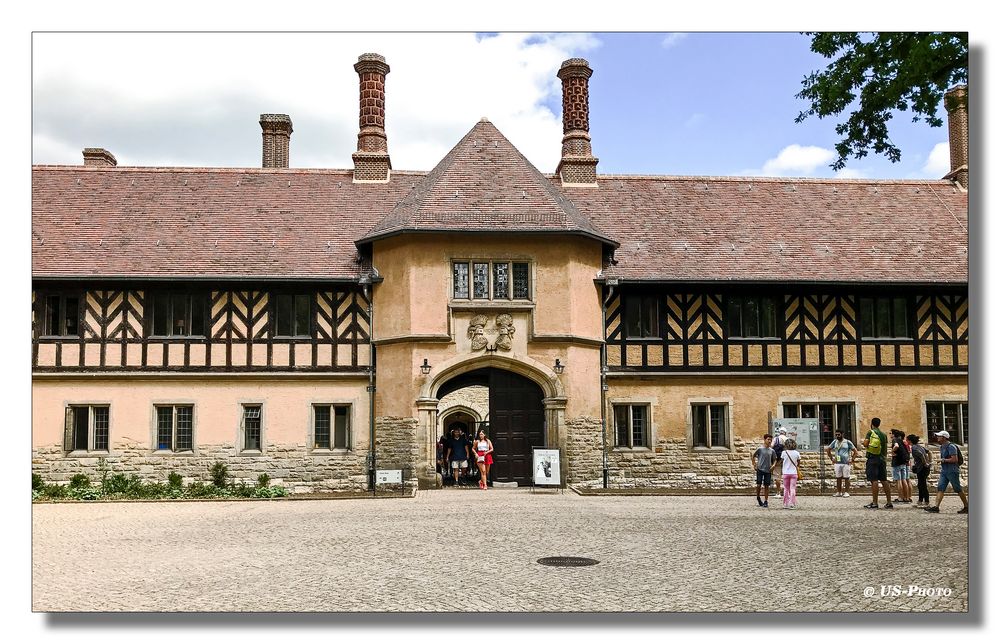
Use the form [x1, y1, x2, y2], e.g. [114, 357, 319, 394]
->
[357, 120, 615, 247]
[560, 175, 968, 284]
[31, 166, 421, 280]
[32, 127, 968, 285]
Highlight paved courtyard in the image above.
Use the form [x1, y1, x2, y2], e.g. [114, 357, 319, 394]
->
[32, 490, 968, 612]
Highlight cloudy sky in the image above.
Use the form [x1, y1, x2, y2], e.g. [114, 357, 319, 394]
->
[32, 32, 956, 180]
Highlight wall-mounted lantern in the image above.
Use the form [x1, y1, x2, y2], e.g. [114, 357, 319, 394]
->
[420, 358, 432, 375]
[553, 359, 565, 375]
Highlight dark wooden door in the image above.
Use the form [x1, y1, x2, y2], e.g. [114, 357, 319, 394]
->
[488, 369, 545, 485]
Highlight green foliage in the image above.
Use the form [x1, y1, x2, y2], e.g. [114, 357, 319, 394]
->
[232, 482, 254, 498]
[252, 485, 288, 498]
[43, 483, 67, 498]
[209, 461, 229, 488]
[103, 473, 131, 495]
[69, 474, 91, 489]
[256, 473, 271, 488]
[69, 486, 101, 500]
[186, 481, 214, 498]
[167, 471, 184, 489]
[32, 473, 45, 491]
[796, 32, 968, 170]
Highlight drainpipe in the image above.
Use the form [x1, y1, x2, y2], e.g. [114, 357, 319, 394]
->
[362, 271, 378, 492]
[600, 279, 617, 489]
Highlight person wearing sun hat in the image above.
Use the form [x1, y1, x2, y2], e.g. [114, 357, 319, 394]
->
[924, 430, 969, 514]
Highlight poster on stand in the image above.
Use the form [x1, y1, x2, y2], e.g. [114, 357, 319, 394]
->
[532, 448, 561, 486]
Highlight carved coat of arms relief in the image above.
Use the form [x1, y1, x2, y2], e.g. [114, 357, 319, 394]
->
[467, 313, 516, 352]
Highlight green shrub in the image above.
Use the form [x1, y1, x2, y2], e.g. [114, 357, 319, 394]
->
[142, 482, 167, 498]
[32, 473, 44, 491]
[32, 489, 41, 501]
[69, 473, 91, 489]
[232, 482, 254, 498]
[256, 473, 271, 488]
[69, 486, 101, 501]
[43, 483, 67, 498]
[187, 481, 214, 498]
[209, 461, 229, 488]
[167, 471, 184, 488]
[103, 473, 130, 495]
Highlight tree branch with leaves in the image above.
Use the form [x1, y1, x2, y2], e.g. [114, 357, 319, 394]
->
[795, 32, 967, 170]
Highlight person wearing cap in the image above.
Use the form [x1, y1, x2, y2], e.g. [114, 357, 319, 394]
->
[924, 430, 968, 514]
[862, 417, 892, 509]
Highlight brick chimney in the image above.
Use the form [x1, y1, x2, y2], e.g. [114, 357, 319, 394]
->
[259, 114, 293, 169]
[944, 85, 968, 189]
[556, 58, 599, 186]
[352, 53, 391, 182]
[82, 148, 117, 167]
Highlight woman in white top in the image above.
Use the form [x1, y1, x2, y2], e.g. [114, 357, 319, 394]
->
[474, 429, 494, 490]
[780, 439, 801, 509]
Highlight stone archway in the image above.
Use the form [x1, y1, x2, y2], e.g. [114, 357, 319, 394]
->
[416, 354, 567, 488]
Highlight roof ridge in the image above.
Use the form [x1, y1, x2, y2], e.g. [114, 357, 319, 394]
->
[31, 165, 430, 176]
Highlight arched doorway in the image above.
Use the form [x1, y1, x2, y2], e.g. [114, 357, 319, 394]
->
[434, 367, 545, 486]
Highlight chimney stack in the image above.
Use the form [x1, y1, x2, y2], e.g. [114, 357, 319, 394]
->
[556, 58, 599, 186]
[260, 114, 293, 169]
[944, 85, 968, 189]
[82, 148, 117, 167]
[352, 53, 391, 182]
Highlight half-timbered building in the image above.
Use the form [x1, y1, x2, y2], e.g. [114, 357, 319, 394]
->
[31, 55, 969, 490]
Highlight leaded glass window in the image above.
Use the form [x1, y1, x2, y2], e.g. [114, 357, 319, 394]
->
[493, 262, 509, 299]
[155, 405, 194, 452]
[453, 263, 469, 299]
[473, 263, 489, 299]
[512, 262, 529, 299]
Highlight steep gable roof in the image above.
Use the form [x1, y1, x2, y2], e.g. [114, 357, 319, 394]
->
[356, 119, 616, 247]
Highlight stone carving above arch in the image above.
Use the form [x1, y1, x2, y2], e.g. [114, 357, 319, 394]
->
[466, 312, 516, 353]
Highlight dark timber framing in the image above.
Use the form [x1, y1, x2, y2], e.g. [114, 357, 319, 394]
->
[604, 283, 968, 372]
[31, 281, 371, 373]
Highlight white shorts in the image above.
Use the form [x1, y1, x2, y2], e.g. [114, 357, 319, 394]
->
[451, 460, 468, 470]
[834, 463, 852, 478]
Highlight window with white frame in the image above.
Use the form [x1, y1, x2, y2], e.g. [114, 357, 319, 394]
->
[691, 403, 729, 449]
[241, 404, 262, 452]
[155, 405, 194, 452]
[926, 401, 968, 445]
[613, 404, 650, 448]
[452, 260, 530, 301]
[64, 405, 109, 452]
[782, 402, 856, 444]
[313, 404, 350, 450]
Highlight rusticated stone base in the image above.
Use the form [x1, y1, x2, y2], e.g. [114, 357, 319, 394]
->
[31, 441, 369, 493]
[574, 437, 971, 491]
[374, 416, 419, 485]
[564, 416, 604, 483]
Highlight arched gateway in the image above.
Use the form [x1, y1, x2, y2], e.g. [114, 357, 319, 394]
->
[416, 355, 566, 488]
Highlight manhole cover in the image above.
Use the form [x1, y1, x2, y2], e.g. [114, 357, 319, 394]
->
[537, 556, 599, 567]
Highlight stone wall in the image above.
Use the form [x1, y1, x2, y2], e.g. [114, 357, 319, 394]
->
[573, 437, 972, 492]
[374, 416, 418, 483]
[438, 385, 489, 426]
[564, 416, 604, 483]
[32, 441, 368, 493]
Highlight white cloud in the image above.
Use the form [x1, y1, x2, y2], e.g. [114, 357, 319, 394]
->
[31, 33, 600, 171]
[661, 33, 688, 49]
[834, 167, 867, 179]
[922, 142, 950, 177]
[739, 144, 836, 177]
[684, 113, 705, 129]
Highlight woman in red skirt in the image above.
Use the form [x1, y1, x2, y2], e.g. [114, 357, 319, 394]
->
[474, 429, 494, 490]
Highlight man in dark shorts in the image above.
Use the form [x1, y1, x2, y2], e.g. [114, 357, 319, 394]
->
[444, 427, 470, 487]
[751, 434, 777, 508]
[924, 430, 969, 514]
[862, 417, 892, 509]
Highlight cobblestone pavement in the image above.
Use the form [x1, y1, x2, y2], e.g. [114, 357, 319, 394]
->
[32, 490, 968, 612]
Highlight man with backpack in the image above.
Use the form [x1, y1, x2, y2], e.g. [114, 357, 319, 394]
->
[908, 434, 932, 507]
[772, 427, 787, 497]
[924, 430, 969, 514]
[862, 417, 892, 509]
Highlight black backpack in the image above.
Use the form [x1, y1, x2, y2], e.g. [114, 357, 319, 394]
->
[773, 437, 785, 460]
[955, 445, 964, 466]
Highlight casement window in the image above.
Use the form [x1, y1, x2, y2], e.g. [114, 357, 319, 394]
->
[155, 405, 194, 452]
[452, 261, 530, 301]
[926, 401, 968, 445]
[63, 405, 109, 452]
[313, 404, 350, 450]
[727, 295, 778, 338]
[41, 293, 80, 337]
[613, 404, 650, 448]
[782, 402, 856, 444]
[859, 296, 910, 338]
[275, 293, 311, 337]
[241, 404, 262, 452]
[148, 292, 207, 337]
[624, 294, 659, 338]
[691, 403, 729, 449]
